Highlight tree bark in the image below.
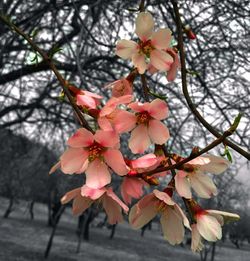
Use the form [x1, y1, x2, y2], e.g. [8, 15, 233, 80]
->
[44, 205, 65, 259]
[3, 197, 14, 218]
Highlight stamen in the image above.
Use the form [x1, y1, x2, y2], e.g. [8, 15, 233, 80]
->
[88, 142, 105, 162]
[136, 111, 151, 124]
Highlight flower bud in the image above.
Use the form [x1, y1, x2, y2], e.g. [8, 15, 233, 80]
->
[184, 25, 196, 40]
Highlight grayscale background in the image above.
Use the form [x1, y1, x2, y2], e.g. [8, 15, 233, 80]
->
[0, 0, 249, 260]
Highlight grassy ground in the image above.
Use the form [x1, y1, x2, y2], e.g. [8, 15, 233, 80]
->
[0, 197, 249, 261]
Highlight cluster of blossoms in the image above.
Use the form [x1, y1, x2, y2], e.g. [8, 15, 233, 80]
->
[51, 11, 239, 252]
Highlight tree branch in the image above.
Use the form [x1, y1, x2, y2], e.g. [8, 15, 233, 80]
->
[171, 0, 250, 160]
[0, 14, 93, 133]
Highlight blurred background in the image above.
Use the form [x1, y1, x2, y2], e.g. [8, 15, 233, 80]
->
[0, 0, 249, 260]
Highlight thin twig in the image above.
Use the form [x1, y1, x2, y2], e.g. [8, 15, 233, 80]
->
[0, 15, 93, 133]
[140, 74, 150, 102]
[171, 0, 250, 160]
[140, 124, 239, 176]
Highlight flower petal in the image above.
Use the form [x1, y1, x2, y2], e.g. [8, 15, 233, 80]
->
[103, 149, 128, 176]
[49, 161, 61, 175]
[160, 207, 185, 245]
[148, 119, 170, 145]
[174, 204, 191, 229]
[81, 185, 106, 200]
[196, 214, 222, 242]
[148, 99, 168, 120]
[151, 28, 172, 49]
[129, 194, 157, 229]
[129, 125, 151, 154]
[99, 97, 119, 117]
[130, 153, 157, 169]
[83, 90, 103, 99]
[73, 196, 93, 216]
[76, 94, 97, 109]
[61, 187, 81, 204]
[75, 159, 88, 174]
[121, 177, 145, 204]
[94, 130, 119, 148]
[106, 188, 129, 213]
[102, 194, 123, 224]
[175, 172, 192, 199]
[116, 40, 138, 59]
[113, 110, 137, 133]
[135, 12, 154, 41]
[85, 159, 111, 189]
[150, 49, 173, 71]
[191, 224, 204, 252]
[67, 128, 94, 148]
[189, 156, 210, 165]
[128, 101, 150, 112]
[190, 172, 217, 198]
[206, 210, 240, 224]
[111, 79, 133, 98]
[198, 155, 230, 174]
[60, 148, 88, 174]
[166, 49, 180, 82]
[98, 117, 114, 131]
[153, 189, 175, 206]
[132, 53, 148, 74]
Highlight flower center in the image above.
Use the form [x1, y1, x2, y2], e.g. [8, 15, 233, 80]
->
[136, 111, 151, 125]
[139, 40, 154, 57]
[88, 142, 105, 162]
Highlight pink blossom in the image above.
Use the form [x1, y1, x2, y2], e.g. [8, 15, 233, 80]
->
[191, 207, 239, 252]
[121, 154, 159, 204]
[121, 177, 147, 205]
[175, 154, 230, 199]
[148, 48, 180, 81]
[61, 185, 129, 224]
[116, 12, 173, 74]
[114, 99, 170, 153]
[98, 95, 133, 132]
[58, 128, 128, 189]
[129, 189, 190, 245]
[68, 85, 102, 109]
[105, 78, 133, 98]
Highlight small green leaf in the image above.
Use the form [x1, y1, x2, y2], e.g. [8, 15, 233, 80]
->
[221, 145, 233, 163]
[228, 113, 243, 133]
[58, 91, 65, 102]
[226, 150, 233, 163]
[149, 90, 167, 100]
[30, 28, 39, 39]
[186, 69, 199, 77]
[49, 45, 63, 59]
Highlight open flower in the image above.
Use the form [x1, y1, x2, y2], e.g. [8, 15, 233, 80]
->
[114, 98, 170, 154]
[129, 189, 190, 245]
[190, 204, 240, 252]
[175, 154, 230, 199]
[61, 185, 129, 224]
[57, 128, 128, 189]
[116, 12, 173, 74]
